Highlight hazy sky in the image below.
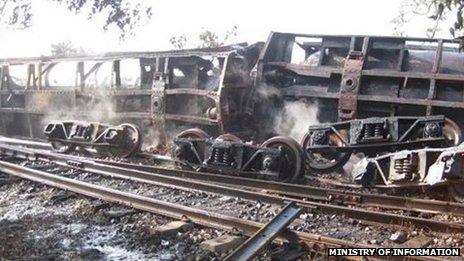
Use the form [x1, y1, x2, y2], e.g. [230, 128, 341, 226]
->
[0, 0, 450, 58]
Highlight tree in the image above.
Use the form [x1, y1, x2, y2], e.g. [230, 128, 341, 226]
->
[392, 0, 443, 38]
[169, 25, 238, 50]
[169, 34, 187, 50]
[198, 25, 238, 48]
[393, 0, 464, 44]
[50, 40, 85, 56]
[0, 0, 152, 39]
[428, 0, 464, 40]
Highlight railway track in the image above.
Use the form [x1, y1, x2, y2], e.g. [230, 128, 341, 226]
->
[1, 142, 463, 234]
[0, 157, 448, 261]
[103, 159, 464, 216]
[0, 158, 383, 259]
[2, 138, 460, 216]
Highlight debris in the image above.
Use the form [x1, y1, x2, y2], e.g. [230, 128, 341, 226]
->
[49, 190, 76, 204]
[219, 196, 233, 203]
[152, 221, 194, 238]
[225, 202, 302, 260]
[402, 235, 433, 248]
[347, 218, 358, 225]
[104, 209, 136, 219]
[390, 231, 407, 243]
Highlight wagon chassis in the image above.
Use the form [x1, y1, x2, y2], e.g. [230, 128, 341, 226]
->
[302, 115, 461, 172]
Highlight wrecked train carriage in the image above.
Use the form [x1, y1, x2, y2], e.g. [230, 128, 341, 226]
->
[44, 120, 141, 157]
[302, 115, 462, 172]
[0, 43, 262, 143]
[351, 144, 464, 201]
[254, 32, 464, 132]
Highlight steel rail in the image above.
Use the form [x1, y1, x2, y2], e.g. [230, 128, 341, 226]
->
[2, 140, 461, 217]
[0, 159, 382, 260]
[1, 143, 463, 233]
[1, 138, 461, 217]
[0, 160, 445, 261]
[109, 163, 464, 214]
[98, 157, 464, 217]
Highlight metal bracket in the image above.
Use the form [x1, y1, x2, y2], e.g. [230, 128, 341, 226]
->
[151, 72, 167, 144]
[224, 202, 302, 261]
[338, 50, 365, 121]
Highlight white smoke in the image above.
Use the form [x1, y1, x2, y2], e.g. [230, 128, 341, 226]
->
[41, 89, 116, 126]
[273, 100, 319, 142]
[256, 84, 281, 99]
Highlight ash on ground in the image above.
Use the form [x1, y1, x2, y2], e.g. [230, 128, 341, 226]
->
[0, 178, 225, 260]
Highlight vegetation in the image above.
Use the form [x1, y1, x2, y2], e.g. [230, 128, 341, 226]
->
[170, 26, 239, 50]
[50, 40, 85, 56]
[0, 0, 152, 38]
[393, 0, 464, 43]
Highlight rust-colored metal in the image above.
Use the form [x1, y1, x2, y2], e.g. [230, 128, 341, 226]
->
[225, 202, 302, 261]
[338, 42, 367, 120]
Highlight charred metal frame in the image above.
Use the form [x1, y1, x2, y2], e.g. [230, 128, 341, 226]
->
[255, 32, 464, 127]
[173, 137, 287, 180]
[43, 120, 141, 157]
[306, 115, 449, 155]
[0, 44, 262, 142]
[352, 143, 464, 187]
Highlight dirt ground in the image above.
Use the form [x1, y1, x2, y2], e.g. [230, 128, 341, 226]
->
[0, 176, 226, 260]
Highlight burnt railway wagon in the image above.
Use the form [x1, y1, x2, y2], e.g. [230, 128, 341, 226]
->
[0, 44, 262, 144]
[254, 32, 464, 129]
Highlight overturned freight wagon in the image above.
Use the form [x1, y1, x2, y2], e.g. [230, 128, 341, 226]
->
[254, 32, 464, 127]
[252, 32, 464, 170]
[0, 44, 262, 144]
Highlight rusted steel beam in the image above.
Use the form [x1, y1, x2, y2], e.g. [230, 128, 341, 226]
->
[83, 62, 103, 80]
[427, 39, 443, 115]
[282, 87, 464, 109]
[225, 202, 302, 261]
[0, 43, 248, 65]
[264, 62, 464, 82]
[26, 64, 35, 89]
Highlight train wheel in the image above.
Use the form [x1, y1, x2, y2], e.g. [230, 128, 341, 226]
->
[216, 133, 241, 142]
[50, 141, 76, 154]
[443, 118, 462, 146]
[302, 130, 351, 173]
[177, 128, 210, 139]
[176, 128, 210, 164]
[111, 124, 142, 158]
[262, 136, 305, 183]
